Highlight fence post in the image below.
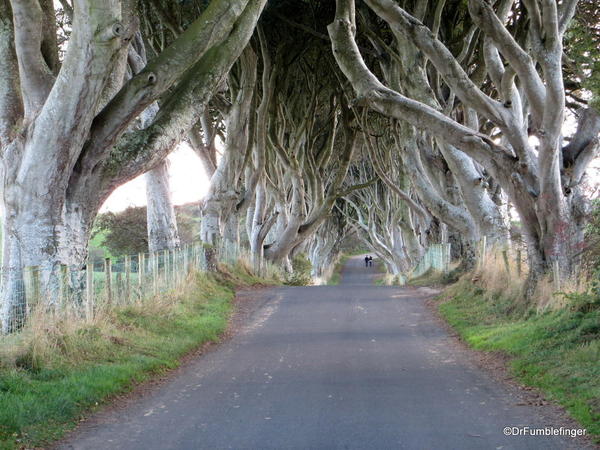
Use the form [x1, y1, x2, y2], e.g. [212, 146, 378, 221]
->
[60, 265, 69, 308]
[152, 252, 158, 296]
[125, 255, 131, 303]
[445, 243, 451, 274]
[158, 250, 169, 291]
[116, 272, 122, 304]
[166, 249, 172, 288]
[162, 249, 168, 290]
[105, 258, 113, 305]
[86, 262, 94, 320]
[172, 248, 177, 284]
[516, 250, 522, 277]
[23, 266, 40, 320]
[184, 245, 189, 277]
[138, 253, 144, 299]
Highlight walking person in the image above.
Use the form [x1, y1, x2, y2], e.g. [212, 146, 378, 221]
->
[368, 256, 373, 267]
[364, 255, 370, 267]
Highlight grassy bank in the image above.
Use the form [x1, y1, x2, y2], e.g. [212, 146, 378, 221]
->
[438, 279, 600, 441]
[0, 263, 278, 449]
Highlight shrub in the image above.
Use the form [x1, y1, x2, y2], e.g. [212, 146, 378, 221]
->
[285, 253, 312, 286]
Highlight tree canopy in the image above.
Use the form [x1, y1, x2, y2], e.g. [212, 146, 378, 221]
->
[1, 0, 599, 331]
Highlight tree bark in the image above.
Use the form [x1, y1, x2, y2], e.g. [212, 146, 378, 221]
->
[1, 0, 267, 331]
[146, 159, 180, 253]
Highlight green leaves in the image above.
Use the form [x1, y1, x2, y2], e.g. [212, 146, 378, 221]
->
[564, 0, 600, 108]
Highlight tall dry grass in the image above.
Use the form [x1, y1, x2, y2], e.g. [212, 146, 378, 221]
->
[472, 245, 589, 312]
[1, 308, 115, 371]
[0, 257, 277, 372]
[0, 281, 185, 371]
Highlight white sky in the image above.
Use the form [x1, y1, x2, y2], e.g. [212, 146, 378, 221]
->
[100, 143, 210, 212]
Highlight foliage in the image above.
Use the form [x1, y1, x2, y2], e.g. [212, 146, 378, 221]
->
[338, 234, 369, 256]
[564, 199, 600, 312]
[583, 200, 600, 274]
[91, 204, 200, 257]
[92, 207, 149, 256]
[285, 253, 313, 286]
[564, 0, 600, 109]
[407, 267, 458, 287]
[439, 281, 600, 442]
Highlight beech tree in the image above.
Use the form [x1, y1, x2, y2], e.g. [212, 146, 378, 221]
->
[0, 0, 266, 332]
[146, 160, 180, 253]
[329, 0, 600, 293]
[200, 46, 259, 249]
[306, 210, 351, 280]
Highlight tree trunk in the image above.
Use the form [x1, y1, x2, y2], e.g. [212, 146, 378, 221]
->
[223, 213, 239, 247]
[145, 160, 180, 253]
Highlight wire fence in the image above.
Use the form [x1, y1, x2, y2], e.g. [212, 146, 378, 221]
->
[0, 241, 266, 334]
[404, 237, 532, 284]
[0, 236, 536, 333]
[408, 243, 452, 280]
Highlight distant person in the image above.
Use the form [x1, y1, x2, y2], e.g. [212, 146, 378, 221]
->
[368, 256, 373, 267]
[364, 255, 370, 267]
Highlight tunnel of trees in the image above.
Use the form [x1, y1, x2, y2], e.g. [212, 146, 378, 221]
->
[1, 0, 599, 332]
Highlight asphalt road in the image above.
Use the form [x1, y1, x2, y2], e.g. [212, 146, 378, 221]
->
[61, 256, 583, 450]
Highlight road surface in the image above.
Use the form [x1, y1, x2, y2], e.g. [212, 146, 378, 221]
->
[61, 256, 583, 449]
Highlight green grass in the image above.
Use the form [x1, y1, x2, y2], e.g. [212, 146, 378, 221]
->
[407, 267, 459, 287]
[0, 265, 276, 449]
[438, 280, 600, 441]
[88, 230, 115, 260]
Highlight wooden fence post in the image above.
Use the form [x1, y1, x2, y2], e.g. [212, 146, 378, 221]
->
[171, 249, 176, 286]
[153, 252, 158, 296]
[125, 255, 131, 304]
[138, 253, 144, 299]
[105, 258, 113, 305]
[184, 245, 189, 277]
[60, 265, 69, 308]
[516, 250, 522, 278]
[116, 272, 122, 304]
[163, 249, 169, 289]
[23, 266, 40, 322]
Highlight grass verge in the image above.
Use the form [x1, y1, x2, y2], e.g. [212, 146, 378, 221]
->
[0, 263, 278, 449]
[327, 255, 351, 285]
[407, 267, 459, 287]
[437, 279, 600, 441]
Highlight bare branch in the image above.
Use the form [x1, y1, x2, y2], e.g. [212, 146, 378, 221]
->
[360, 123, 429, 219]
[328, 0, 521, 183]
[338, 177, 377, 198]
[468, 0, 546, 123]
[558, 0, 578, 35]
[0, 1, 23, 148]
[365, 0, 505, 126]
[80, 0, 255, 172]
[10, 0, 54, 118]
